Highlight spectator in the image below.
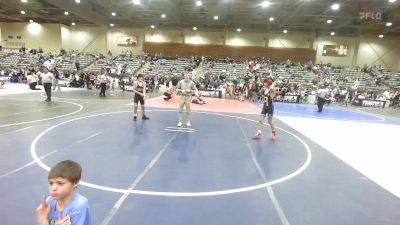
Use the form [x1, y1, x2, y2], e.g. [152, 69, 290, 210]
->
[27, 72, 40, 90]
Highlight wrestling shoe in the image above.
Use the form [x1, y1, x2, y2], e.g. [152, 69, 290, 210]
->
[252, 130, 262, 139]
[186, 122, 191, 127]
[142, 115, 149, 120]
[133, 116, 137, 121]
[177, 122, 183, 127]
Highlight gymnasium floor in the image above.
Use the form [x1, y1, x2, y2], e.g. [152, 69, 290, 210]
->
[0, 83, 399, 225]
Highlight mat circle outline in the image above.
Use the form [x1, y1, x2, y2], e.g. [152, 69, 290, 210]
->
[30, 110, 312, 197]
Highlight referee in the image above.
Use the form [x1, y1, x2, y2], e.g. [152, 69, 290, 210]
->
[317, 85, 328, 112]
[176, 72, 197, 127]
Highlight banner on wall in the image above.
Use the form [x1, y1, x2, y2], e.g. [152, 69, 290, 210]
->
[117, 36, 138, 47]
[322, 45, 348, 57]
[4, 41, 25, 47]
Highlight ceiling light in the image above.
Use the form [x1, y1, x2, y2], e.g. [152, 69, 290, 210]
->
[327, 19, 332, 24]
[29, 19, 34, 23]
[214, 15, 219, 20]
[150, 25, 155, 29]
[21, 0, 28, 3]
[378, 34, 384, 38]
[386, 22, 392, 27]
[330, 32, 335, 36]
[64, 11, 69, 15]
[196, 1, 202, 6]
[71, 22, 76, 26]
[75, 0, 80, 3]
[261, 1, 270, 8]
[193, 26, 198, 31]
[269, 17, 274, 21]
[111, 12, 116, 16]
[161, 14, 166, 18]
[331, 3, 340, 10]
[283, 29, 288, 34]
[388, 0, 396, 2]
[237, 28, 241, 32]
[20, 10, 26, 15]
[133, 0, 141, 5]
[110, 23, 114, 27]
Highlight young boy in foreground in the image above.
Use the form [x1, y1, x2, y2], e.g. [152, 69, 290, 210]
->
[36, 160, 91, 225]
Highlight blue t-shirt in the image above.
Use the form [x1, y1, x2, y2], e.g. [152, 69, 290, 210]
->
[46, 192, 91, 225]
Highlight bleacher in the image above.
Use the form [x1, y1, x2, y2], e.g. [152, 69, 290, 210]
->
[143, 58, 190, 77]
[202, 62, 246, 80]
[271, 65, 313, 86]
[0, 53, 20, 68]
[83, 56, 142, 75]
[0, 49, 399, 92]
[56, 57, 75, 72]
[16, 54, 40, 68]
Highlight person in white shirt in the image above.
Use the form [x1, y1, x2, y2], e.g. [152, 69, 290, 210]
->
[40, 67, 55, 101]
[27, 72, 40, 90]
[98, 70, 107, 97]
[317, 85, 328, 112]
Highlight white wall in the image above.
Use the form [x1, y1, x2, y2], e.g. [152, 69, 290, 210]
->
[0, 22, 61, 52]
[314, 36, 359, 67]
[184, 30, 225, 45]
[269, 33, 314, 48]
[0, 22, 399, 70]
[226, 32, 267, 47]
[145, 29, 274, 47]
[145, 29, 183, 43]
[398, 58, 400, 71]
[313, 35, 400, 69]
[107, 28, 145, 55]
[356, 37, 400, 70]
[61, 25, 107, 54]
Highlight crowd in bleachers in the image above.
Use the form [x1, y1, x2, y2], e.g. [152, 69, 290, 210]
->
[0, 46, 399, 108]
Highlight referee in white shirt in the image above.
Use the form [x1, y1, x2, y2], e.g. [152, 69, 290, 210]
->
[41, 67, 55, 102]
[317, 85, 328, 112]
[98, 71, 107, 97]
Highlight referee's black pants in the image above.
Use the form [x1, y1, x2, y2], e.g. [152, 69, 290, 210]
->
[100, 83, 106, 97]
[43, 83, 52, 100]
[317, 97, 324, 112]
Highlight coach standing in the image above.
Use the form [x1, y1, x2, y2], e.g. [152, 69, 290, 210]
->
[41, 67, 55, 102]
[176, 72, 197, 127]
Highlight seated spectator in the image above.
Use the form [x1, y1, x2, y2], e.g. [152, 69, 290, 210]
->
[27, 72, 40, 90]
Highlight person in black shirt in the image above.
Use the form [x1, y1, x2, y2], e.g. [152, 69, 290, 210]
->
[133, 74, 149, 121]
[253, 79, 276, 140]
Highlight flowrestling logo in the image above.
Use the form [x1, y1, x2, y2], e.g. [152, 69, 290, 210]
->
[362, 100, 385, 108]
[198, 90, 221, 98]
[283, 95, 299, 103]
[359, 12, 382, 20]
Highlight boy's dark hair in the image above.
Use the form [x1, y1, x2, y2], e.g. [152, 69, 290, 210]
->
[48, 160, 82, 184]
[137, 74, 143, 78]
